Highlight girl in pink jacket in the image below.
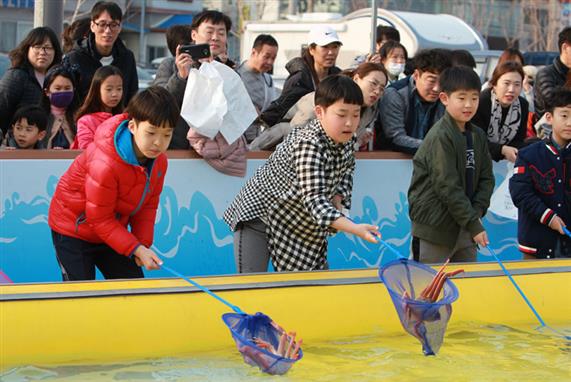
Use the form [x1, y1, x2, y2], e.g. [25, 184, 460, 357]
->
[71, 65, 124, 149]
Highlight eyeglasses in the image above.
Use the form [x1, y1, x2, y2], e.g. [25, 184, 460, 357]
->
[367, 80, 385, 91]
[93, 21, 121, 32]
[31, 45, 54, 54]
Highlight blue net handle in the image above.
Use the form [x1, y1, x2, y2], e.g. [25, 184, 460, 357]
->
[161, 265, 244, 314]
[484, 245, 571, 340]
[379, 238, 407, 259]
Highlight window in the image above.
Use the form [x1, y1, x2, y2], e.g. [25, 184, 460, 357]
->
[0, 21, 16, 52]
[0, 21, 32, 53]
[147, 46, 166, 61]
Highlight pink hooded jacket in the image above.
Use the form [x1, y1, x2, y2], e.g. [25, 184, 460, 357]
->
[71, 112, 113, 149]
[187, 128, 247, 177]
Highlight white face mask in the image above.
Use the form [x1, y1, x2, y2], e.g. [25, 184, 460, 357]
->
[386, 62, 405, 78]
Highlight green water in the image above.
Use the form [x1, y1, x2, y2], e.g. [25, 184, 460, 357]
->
[2, 323, 570, 382]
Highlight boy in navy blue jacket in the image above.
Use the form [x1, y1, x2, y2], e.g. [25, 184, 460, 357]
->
[509, 87, 571, 259]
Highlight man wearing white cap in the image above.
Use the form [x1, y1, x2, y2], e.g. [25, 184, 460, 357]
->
[257, 25, 342, 129]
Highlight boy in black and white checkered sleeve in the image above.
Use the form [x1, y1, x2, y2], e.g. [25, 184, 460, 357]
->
[224, 75, 381, 273]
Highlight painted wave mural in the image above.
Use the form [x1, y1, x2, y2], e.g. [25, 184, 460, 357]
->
[0, 175, 519, 283]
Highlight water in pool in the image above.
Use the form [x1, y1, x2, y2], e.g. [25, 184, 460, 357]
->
[2, 322, 569, 381]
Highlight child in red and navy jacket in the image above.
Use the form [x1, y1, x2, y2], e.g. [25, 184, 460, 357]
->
[509, 87, 571, 259]
[48, 87, 179, 281]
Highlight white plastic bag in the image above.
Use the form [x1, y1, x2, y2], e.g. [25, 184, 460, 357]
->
[180, 62, 227, 139]
[489, 162, 518, 220]
[180, 61, 257, 144]
[213, 62, 258, 144]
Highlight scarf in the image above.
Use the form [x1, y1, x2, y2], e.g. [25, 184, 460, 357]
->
[487, 90, 521, 145]
[48, 105, 75, 149]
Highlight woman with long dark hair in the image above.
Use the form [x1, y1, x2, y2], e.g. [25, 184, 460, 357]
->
[0, 27, 62, 134]
[72, 65, 124, 149]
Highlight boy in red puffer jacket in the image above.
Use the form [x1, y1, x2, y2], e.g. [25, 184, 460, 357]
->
[48, 86, 179, 281]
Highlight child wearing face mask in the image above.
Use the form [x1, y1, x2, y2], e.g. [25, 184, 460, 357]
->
[72, 65, 124, 149]
[39, 64, 80, 149]
[379, 41, 408, 85]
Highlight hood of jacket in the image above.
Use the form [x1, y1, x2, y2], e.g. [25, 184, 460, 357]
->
[285, 57, 308, 76]
[93, 112, 145, 167]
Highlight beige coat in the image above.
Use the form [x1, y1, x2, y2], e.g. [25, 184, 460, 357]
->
[250, 91, 379, 151]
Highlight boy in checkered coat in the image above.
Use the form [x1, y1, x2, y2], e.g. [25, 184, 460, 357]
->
[509, 87, 571, 259]
[224, 75, 381, 272]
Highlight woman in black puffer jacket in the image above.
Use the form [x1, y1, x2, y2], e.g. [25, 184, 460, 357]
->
[259, 26, 343, 127]
[0, 27, 62, 135]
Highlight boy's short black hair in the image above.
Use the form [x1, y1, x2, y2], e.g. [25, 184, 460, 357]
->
[450, 49, 476, 69]
[315, 75, 363, 108]
[413, 49, 452, 74]
[558, 26, 571, 53]
[440, 66, 482, 95]
[252, 34, 278, 50]
[11, 106, 48, 131]
[191, 10, 231, 33]
[166, 24, 191, 56]
[126, 86, 180, 128]
[376, 25, 400, 43]
[91, 1, 122, 21]
[546, 87, 571, 113]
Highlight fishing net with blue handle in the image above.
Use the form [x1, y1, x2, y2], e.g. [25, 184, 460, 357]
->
[222, 312, 303, 375]
[379, 258, 460, 355]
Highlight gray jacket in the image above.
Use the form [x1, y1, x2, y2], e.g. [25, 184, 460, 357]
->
[379, 76, 444, 155]
[151, 57, 192, 149]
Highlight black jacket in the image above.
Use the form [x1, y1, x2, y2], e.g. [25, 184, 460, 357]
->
[65, 33, 138, 105]
[509, 137, 571, 258]
[471, 87, 529, 161]
[0, 64, 44, 134]
[534, 57, 569, 117]
[260, 57, 341, 127]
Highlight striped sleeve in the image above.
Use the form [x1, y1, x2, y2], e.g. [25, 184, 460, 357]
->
[540, 208, 556, 225]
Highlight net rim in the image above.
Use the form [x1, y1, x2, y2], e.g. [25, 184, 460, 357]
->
[378, 258, 460, 305]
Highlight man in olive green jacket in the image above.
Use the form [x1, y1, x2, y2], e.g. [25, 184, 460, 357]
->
[408, 66, 495, 264]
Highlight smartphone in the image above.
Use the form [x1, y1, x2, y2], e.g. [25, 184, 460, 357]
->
[179, 43, 211, 60]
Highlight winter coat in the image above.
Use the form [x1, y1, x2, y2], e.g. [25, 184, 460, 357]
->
[379, 76, 445, 155]
[259, 57, 341, 127]
[71, 111, 113, 149]
[151, 57, 176, 88]
[408, 112, 495, 247]
[48, 113, 168, 256]
[187, 129, 247, 177]
[224, 119, 355, 271]
[0, 64, 44, 134]
[534, 56, 569, 117]
[509, 137, 571, 258]
[0, 130, 44, 149]
[471, 88, 529, 161]
[40, 113, 75, 149]
[65, 33, 138, 105]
